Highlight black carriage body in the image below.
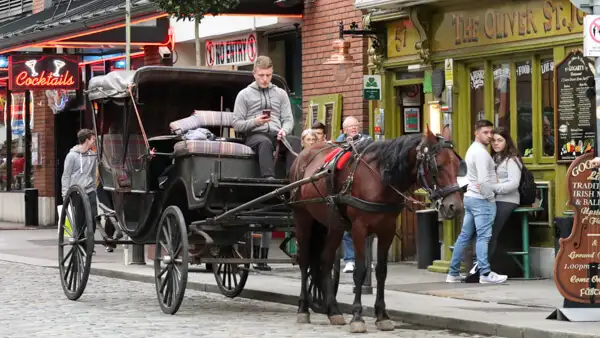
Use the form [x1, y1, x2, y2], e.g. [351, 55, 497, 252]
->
[87, 66, 292, 244]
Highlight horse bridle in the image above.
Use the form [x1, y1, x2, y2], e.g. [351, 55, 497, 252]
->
[416, 136, 466, 209]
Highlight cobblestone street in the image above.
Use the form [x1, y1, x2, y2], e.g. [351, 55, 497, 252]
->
[0, 260, 494, 338]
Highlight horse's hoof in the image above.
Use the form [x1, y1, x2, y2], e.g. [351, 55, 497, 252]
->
[349, 321, 367, 333]
[375, 319, 395, 331]
[297, 313, 311, 324]
[328, 314, 346, 326]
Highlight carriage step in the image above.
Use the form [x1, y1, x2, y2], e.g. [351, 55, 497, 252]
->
[200, 258, 295, 264]
[218, 177, 289, 185]
[192, 215, 293, 227]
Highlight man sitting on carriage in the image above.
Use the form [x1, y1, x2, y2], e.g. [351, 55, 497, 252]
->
[232, 55, 301, 179]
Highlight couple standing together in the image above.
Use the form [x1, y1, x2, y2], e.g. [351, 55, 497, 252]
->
[447, 120, 524, 284]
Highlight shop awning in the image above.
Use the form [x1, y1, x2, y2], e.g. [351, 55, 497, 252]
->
[0, 0, 164, 53]
[0, 0, 303, 53]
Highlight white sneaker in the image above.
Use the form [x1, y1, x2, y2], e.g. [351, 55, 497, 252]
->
[446, 274, 464, 283]
[343, 261, 355, 273]
[479, 271, 508, 284]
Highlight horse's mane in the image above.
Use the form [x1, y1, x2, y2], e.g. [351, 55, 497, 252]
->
[355, 134, 422, 191]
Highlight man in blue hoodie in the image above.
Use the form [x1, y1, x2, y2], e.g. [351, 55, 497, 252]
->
[232, 55, 301, 179]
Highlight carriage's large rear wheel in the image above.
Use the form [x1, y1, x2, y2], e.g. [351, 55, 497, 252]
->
[154, 205, 189, 315]
[58, 185, 94, 301]
[213, 234, 250, 298]
[307, 248, 341, 314]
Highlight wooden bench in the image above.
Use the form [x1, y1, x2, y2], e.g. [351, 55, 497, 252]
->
[506, 181, 550, 279]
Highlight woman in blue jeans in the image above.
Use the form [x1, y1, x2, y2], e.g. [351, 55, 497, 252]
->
[467, 128, 523, 276]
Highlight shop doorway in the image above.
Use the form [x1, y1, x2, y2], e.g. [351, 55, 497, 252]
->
[395, 84, 425, 261]
[54, 109, 83, 206]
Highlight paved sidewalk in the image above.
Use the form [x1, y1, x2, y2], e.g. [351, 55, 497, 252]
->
[0, 228, 595, 337]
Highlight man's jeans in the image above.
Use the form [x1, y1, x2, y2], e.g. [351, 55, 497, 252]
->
[343, 231, 354, 262]
[449, 196, 496, 276]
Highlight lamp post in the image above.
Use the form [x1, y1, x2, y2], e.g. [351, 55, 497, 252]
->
[323, 21, 378, 85]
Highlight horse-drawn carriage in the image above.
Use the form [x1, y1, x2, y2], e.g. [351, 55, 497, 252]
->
[58, 65, 465, 333]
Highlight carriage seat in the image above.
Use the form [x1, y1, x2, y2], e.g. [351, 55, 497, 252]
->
[102, 133, 146, 169]
[170, 110, 254, 158]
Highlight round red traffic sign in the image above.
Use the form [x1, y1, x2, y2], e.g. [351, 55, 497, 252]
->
[590, 17, 600, 44]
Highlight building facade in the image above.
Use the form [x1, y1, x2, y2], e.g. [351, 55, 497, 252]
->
[0, 0, 171, 225]
[356, 0, 587, 277]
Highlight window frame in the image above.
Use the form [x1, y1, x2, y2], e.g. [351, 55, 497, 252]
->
[467, 51, 554, 166]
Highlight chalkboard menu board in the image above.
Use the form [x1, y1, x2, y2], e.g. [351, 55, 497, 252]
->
[555, 50, 596, 163]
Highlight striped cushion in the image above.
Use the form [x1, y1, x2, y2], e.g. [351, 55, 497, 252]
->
[169, 111, 234, 135]
[174, 140, 254, 158]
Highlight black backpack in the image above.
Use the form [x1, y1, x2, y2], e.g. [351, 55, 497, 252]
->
[518, 160, 536, 205]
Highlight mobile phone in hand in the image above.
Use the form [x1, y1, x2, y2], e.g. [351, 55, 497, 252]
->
[262, 110, 271, 118]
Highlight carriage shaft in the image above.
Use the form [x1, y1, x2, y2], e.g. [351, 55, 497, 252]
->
[198, 258, 295, 264]
[203, 169, 331, 222]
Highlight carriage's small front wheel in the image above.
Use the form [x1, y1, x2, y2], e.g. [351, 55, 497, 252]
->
[154, 205, 189, 315]
[58, 185, 94, 301]
[213, 234, 250, 298]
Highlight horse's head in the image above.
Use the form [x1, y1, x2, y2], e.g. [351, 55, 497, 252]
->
[415, 127, 465, 219]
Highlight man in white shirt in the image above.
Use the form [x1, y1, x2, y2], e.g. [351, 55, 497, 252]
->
[446, 120, 508, 284]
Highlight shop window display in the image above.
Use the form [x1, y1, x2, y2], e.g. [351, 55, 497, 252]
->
[469, 67, 485, 136]
[493, 63, 511, 134]
[539, 59, 555, 157]
[514, 61, 533, 156]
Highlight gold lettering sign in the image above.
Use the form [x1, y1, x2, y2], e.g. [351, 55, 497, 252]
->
[386, 20, 420, 58]
[431, 0, 585, 52]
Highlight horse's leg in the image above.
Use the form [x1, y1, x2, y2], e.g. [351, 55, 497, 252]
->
[373, 228, 395, 331]
[293, 209, 313, 324]
[349, 221, 368, 333]
[321, 228, 345, 326]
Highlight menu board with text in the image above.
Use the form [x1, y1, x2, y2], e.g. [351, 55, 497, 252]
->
[555, 50, 596, 163]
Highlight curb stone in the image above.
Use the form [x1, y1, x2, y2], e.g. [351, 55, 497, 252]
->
[0, 254, 595, 338]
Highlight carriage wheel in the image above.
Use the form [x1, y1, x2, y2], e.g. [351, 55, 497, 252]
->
[154, 205, 189, 315]
[58, 185, 94, 301]
[307, 248, 341, 314]
[213, 234, 250, 298]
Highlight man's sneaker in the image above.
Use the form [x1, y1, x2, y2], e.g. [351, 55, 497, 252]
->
[479, 271, 508, 284]
[446, 274, 464, 283]
[343, 261, 355, 273]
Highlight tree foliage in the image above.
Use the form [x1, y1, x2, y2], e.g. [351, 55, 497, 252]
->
[150, 0, 241, 21]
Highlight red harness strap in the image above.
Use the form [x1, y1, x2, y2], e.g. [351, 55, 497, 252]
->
[323, 148, 352, 171]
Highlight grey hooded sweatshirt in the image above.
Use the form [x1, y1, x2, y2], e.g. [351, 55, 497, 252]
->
[232, 81, 294, 135]
[61, 145, 97, 198]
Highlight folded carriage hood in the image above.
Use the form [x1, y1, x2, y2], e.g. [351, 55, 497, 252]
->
[86, 66, 290, 102]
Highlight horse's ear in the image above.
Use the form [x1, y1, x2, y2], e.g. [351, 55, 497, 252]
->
[423, 124, 437, 143]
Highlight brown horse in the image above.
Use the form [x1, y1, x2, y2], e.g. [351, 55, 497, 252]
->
[289, 127, 465, 333]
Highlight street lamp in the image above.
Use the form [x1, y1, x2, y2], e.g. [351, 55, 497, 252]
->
[323, 38, 356, 85]
[323, 21, 379, 85]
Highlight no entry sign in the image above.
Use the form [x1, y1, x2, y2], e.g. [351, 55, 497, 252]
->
[584, 15, 600, 57]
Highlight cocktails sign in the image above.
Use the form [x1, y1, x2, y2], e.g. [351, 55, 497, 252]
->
[8, 55, 79, 91]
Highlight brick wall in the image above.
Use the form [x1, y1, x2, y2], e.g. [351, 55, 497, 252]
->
[302, 0, 368, 131]
[144, 46, 172, 67]
[32, 91, 54, 197]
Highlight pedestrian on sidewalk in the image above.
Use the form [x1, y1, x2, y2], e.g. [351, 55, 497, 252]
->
[446, 120, 507, 284]
[60, 129, 106, 254]
[466, 128, 522, 281]
[335, 116, 372, 273]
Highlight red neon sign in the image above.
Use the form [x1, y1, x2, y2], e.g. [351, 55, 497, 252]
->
[15, 70, 75, 88]
[9, 54, 80, 91]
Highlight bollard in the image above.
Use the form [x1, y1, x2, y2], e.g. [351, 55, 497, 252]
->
[353, 235, 374, 295]
[131, 244, 146, 265]
[24, 188, 39, 226]
[416, 209, 440, 269]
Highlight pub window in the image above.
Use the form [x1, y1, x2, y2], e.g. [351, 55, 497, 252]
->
[540, 59, 555, 157]
[515, 61, 533, 157]
[493, 63, 511, 133]
[469, 66, 485, 136]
